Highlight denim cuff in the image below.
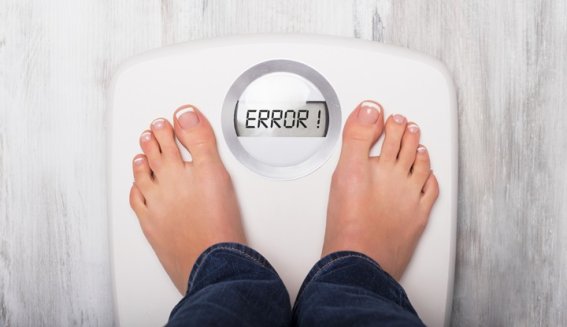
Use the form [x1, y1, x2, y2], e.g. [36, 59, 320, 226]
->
[293, 251, 419, 316]
[187, 242, 278, 294]
[169, 242, 279, 319]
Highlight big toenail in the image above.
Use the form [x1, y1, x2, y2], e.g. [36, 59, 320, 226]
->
[393, 114, 406, 124]
[417, 145, 427, 153]
[407, 124, 420, 134]
[358, 101, 381, 125]
[152, 118, 165, 129]
[134, 157, 145, 166]
[140, 131, 152, 142]
[360, 101, 382, 113]
[176, 106, 200, 129]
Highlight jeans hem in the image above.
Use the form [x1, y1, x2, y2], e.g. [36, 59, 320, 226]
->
[168, 242, 289, 326]
[293, 251, 410, 312]
[187, 242, 277, 293]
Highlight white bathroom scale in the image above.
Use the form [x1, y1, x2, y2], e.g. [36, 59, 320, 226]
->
[108, 34, 457, 327]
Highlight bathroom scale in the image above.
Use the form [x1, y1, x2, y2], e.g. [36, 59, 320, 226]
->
[108, 34, 457, 327]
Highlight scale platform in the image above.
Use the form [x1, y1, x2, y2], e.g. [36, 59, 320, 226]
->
[109, 34, 457, 326]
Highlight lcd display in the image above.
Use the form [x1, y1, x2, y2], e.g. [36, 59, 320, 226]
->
[235, 101, 329, 137]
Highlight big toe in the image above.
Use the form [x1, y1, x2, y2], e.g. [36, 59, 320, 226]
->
[339, 100, 384, 163]
[173, 105, 221, 165]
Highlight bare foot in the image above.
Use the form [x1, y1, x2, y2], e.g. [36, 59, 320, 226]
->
[129, 105, 246, 294]
[322, 100, 439, 280]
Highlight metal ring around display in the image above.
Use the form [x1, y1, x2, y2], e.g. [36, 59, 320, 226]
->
[221, 59, 341, 180]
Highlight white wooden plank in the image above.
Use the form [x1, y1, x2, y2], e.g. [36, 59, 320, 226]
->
[0, 0, 162, 325]
[159, 0, 391, 43]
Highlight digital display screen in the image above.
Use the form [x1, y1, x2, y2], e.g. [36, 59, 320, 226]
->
[235, 101, 329, 137]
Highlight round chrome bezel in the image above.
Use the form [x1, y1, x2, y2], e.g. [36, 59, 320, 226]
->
[221, 59, 341, 180]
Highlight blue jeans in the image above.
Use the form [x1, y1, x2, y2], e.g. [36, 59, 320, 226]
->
[167, 243, 425, 327]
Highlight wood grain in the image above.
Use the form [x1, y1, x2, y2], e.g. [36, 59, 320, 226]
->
[386, 1, 567, 325]
[0, 0, 565, 326]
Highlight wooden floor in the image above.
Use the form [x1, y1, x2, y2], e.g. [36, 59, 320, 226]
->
[1, 0, 566, 326]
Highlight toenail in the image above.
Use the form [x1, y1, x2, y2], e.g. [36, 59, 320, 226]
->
[357, 101, 381, 125]
[407, 123, 420, 134]
[176, 106, 200, 129]
[134, 157, 145, 166]
[140, 131, 152, 142]
[393, 114, 406, 124]
[152, 118, 165, 129]
[360, 101, 382, 113]
[417, 145, 427, 153]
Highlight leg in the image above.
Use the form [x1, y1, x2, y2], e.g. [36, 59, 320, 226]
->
[129, 105, 291, 326]
[293, 101, 439, 326]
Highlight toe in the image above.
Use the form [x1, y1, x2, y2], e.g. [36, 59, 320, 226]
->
[398, 123, 421, 171]
[380, 114, 407, 163]
[339, 100, 384, 163]
[132, 154, 153, 192]
[150, 118, 182, 162]
[129, 183, 147, 216]
[173, 105, 220, 166]
[411, 145, 431, 188]
[139, 130, 163, 171]
[421, 173, 440, 209]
